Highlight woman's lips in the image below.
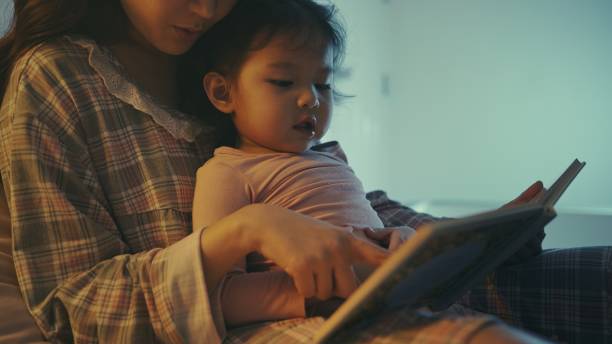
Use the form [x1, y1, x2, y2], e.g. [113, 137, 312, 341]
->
[173, 26, 202, 40]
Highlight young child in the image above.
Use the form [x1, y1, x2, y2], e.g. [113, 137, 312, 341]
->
[189, 0, 413, 327]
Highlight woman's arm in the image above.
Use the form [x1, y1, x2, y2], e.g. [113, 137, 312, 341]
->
[209, 205, 389, 299]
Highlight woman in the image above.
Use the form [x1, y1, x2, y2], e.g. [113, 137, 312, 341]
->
[0, 0, 607, 343]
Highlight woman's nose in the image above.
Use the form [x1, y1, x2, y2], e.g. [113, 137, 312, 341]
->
[189, 0, 217, 19]
[298, 87, 320, 109]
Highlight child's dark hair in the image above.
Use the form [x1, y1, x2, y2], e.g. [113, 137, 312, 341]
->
[194, 0, 345, 80]
[179, 0, 346, 147]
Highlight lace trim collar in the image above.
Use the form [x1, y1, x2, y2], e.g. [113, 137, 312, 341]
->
[67, 36, 211, 142]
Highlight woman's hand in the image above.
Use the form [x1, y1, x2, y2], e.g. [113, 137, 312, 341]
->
[500, 181, 547, 265]
[349, 226, 416, 283]
[358, 226, 416, 252]
[502, 181, 545, 208]
[202, 204, 390, 301]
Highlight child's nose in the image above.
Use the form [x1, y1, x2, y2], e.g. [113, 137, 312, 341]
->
[298, 87, 320, 109]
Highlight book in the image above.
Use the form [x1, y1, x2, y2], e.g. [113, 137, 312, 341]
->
[313, 159, 586, 343]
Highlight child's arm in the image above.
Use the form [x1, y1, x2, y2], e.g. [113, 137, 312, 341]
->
[193, 161, 306, 326]
[221, 270, 306, 326]
[193, 160, 253, 232]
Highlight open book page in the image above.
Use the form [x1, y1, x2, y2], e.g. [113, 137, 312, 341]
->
[538, 159, 586, 207]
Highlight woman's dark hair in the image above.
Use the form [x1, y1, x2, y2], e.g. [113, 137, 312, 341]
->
[0, 0, 126, 101]
[179, 0, 347, 147]
[190, 0, 345, 80]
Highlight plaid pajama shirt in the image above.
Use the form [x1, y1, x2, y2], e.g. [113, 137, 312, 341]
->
[0, 36, 609, 343]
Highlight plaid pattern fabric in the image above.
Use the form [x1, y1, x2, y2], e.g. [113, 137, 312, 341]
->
[225, 308, 498, 344]
[0, 36, 224, 343]
[459, 246, 612, 343]
[365, 190, 439, 228]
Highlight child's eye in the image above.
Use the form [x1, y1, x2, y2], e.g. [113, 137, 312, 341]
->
[267, 79, 293, 88]
[315, 83, 332, 91]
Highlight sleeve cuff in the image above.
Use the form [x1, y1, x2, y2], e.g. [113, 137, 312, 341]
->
[159, 228, 226, 343]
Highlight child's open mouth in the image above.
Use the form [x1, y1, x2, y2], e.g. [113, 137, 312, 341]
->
[293, 117, 317, 138]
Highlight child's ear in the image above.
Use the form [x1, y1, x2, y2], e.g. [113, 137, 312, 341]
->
[203, 72, 234, 114]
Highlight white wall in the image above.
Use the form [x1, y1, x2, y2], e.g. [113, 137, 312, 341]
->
[323, 1, 395, 195]
[329, 0, 612, 208]
[328, 0, 612, 247]
[0, 0, 11, 36]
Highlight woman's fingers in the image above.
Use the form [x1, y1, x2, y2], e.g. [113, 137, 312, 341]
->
[348, 234, 390, 267]
[291, 265, 316, 298]
[388, 227, 416, 251]
[362, 227, 392, 244]
[332, 264, 359, 298]
[361, 227, 416, 251]
[306, 236, 384, 299]
[291, 250, 357, 300]
[504, 181, 544, 208]
[314, 265, 334, 300]
[389, 230, 402, 251]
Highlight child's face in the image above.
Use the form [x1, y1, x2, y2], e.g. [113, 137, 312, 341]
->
[228, 35, 334, 153]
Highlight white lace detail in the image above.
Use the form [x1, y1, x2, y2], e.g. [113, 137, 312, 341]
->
[67, 36, 211, 142]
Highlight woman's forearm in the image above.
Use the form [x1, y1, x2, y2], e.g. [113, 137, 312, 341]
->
[200, 204, 389, 301]
[199, 207, 256, 296]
